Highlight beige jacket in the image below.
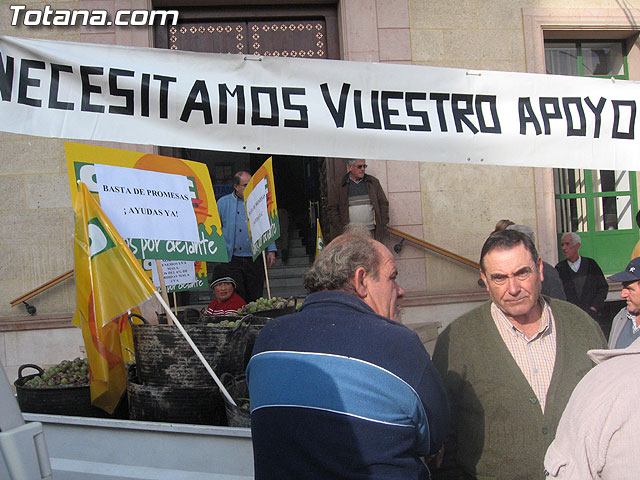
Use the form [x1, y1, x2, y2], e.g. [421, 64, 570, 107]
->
[544, 337, 640, 479]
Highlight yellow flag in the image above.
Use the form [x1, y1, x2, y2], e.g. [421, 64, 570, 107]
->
[73, 182, 157, 413]
[315, 219, 325, 258]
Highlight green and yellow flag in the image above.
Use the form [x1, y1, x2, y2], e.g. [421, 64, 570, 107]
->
[73, 182, 156, 413]
[315, 219, 325, 258]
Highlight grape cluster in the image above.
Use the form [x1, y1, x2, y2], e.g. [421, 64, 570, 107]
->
[207, 319, 246, 327]
[237, 397, 250, 411]
[236, 297, 291, 314]
[23, 357, 89, 388]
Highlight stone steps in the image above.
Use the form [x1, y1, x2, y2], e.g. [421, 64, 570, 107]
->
[266, 228, 313, 299]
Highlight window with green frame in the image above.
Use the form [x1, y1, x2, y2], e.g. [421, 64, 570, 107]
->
[545, 40, 638, 273]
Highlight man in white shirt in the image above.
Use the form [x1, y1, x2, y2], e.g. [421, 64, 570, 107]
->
[555, 232, 608, 319]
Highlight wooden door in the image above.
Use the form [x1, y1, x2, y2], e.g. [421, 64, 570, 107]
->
[156, 5, 339, 59]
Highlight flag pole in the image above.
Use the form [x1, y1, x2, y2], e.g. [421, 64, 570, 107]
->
[153, 291, 236, 407]
[262, 251, 271, 299]
[172, 291, 178, 317]
[154, 259, 173, 325]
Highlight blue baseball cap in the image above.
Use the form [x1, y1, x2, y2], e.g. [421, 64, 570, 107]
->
[608, 257, 640, 283]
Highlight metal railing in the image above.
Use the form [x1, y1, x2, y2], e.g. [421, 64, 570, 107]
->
[9, 228, 479, 315]
[387, 226, 480, 270]
[9, 270, 74, 315]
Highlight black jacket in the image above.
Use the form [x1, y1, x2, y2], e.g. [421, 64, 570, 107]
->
[555, 257, 608, 316]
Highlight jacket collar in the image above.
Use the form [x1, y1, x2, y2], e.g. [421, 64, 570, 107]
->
[341, 172, 370, 186]
[588, 336, 640, 364]
[299, 290, 379, 317]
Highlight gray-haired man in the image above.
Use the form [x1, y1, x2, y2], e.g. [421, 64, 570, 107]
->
[327, 159, 389, 241]
[247, 233, 450, 479]
[555, 232, 608, 319]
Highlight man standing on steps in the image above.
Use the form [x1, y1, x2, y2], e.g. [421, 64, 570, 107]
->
[217, 171, 276, 302]
[555, 232, 608, 320]
[327, 159, 389, 242]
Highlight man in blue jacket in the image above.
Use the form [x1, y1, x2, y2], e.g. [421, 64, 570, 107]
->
[217, 171, 276, 302]
[247, 231, 450, 479]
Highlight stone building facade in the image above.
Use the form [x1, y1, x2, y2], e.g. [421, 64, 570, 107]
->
[1, 0, 637, 380]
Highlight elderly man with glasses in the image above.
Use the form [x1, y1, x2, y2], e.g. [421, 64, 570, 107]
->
[327, 158, 389, 241]
[432, 229, 606, 480]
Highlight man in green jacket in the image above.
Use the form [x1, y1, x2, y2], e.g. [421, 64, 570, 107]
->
[432, 229, 606, 480]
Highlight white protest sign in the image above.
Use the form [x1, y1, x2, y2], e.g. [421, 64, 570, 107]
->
[95, 164, 199, 242]
[151, 260, 196, 287]
[246, 177, 271, 244]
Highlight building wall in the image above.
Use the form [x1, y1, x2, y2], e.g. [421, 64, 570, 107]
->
[0, 0, 155, 382]
[0, 3, 78, 316]
[334, 0, 539, 294]
[336, 0, 640, 304]
[407, 0, 640, 293]
[0, 0, 155, 320]
[2, 0, 639, 380]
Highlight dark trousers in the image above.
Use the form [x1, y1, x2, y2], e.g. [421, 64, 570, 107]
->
[276, 208, 290, 252]
[228, 255, 265, 303]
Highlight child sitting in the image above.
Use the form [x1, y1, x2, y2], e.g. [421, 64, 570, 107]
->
[204, 264, 246, 316]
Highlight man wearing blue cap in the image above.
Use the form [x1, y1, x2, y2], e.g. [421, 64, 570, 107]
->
[607, 257, 640, 349]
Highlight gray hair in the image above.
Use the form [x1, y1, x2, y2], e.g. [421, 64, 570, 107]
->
[506, 224, 535, 244]
[346, 159, 358, 167]
[303, 233, 381, 294]
[562, 232, 581, 246]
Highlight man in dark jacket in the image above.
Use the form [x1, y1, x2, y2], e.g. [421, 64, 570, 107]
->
[327, 159, 389, 241]
[555, 232, 608, 319]
[247, 232, 450, 479]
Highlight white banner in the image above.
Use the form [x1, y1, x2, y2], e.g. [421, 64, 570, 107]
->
[2, 35, 640, 170]
[95, 164, 199, 242]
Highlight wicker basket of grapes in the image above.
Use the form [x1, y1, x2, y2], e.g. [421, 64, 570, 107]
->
[14, 358, 126, 418]
[198, 298, 297, 371]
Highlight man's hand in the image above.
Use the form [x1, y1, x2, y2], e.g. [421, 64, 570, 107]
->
[426, 446, 445, 470]
[267, 251, 276, 267]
